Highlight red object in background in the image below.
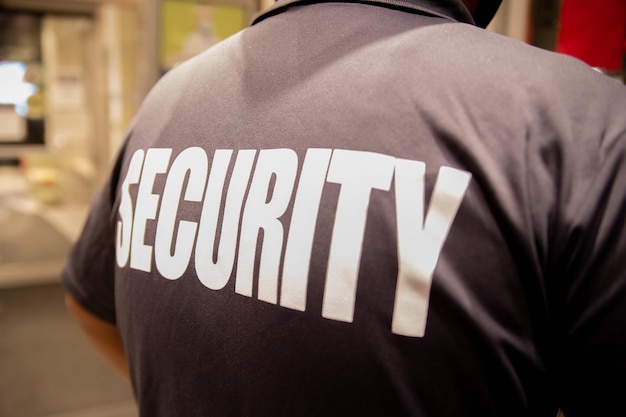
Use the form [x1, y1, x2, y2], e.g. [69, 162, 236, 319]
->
[556, 0, 626, 71]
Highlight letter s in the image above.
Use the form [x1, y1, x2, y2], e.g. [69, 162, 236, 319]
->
[116, 149, 145, 267]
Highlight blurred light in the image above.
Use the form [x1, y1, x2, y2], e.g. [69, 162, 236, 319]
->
[0, 62, 37, 114]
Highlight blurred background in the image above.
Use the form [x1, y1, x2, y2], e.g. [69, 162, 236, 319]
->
[0, 0, 623, 416]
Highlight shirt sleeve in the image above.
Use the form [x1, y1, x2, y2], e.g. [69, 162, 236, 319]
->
[545, 80, 626, 416]
[62, 181, 117, 323]
[62, 144, 127, 325]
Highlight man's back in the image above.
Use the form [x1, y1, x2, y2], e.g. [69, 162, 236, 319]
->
[63, 0, 626, 415]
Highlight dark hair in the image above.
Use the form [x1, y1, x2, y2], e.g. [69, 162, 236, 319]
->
[473, 0, 502, 27]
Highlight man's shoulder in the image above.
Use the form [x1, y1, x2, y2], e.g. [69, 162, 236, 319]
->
[408, 22, 605, 86]
[404, 22, 625, 114]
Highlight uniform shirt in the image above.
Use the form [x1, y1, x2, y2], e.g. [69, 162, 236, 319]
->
[63, 0, 626, 415]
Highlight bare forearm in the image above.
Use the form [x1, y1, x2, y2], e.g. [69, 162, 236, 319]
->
[65, 294, 130, 379]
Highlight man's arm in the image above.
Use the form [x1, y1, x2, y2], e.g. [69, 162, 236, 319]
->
[65, 293, 130, 380]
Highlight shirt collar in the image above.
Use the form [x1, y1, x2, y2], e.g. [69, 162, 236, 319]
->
[252, 0, 475, 26]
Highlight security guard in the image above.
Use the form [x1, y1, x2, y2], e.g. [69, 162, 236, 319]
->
[64, 0, 626, 416]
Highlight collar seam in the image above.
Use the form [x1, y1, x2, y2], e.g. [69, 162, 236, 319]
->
[252, 0, 472, 26]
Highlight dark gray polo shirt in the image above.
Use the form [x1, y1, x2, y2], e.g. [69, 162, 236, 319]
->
[63, 0, 626, 415]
